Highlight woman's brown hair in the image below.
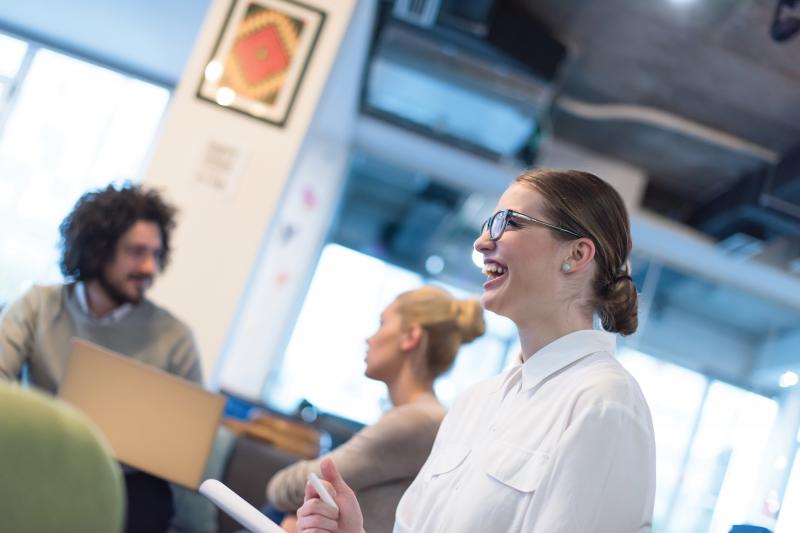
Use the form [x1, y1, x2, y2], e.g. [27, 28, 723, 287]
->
[515, 169, 638, 335]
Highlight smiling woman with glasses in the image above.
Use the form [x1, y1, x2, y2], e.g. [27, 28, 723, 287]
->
[296, 169, 655, 533]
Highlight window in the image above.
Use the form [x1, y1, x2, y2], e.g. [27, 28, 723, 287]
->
[0, 33, 28, 114]
[619, 349, 779, 533]
[704, 383, 778, 532]
[618, 348, 708, 531]
[0, 34, 170, 303]
[265, 243, 515, 424]
[775, 445, 800, 533]
[266, 244, 421, 423]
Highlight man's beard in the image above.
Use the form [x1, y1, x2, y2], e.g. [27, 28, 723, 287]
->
[97, 271, 148, 306]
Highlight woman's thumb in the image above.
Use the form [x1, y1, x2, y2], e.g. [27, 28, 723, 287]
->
[320, 457, 348, 491]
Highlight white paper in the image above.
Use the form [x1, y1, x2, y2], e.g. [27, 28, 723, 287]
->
[199, 479, 285, 533]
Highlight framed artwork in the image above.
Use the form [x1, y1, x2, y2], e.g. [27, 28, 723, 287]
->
[198, 0, 326, 127]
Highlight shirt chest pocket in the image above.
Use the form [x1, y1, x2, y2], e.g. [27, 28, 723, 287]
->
[423, 445, 471, 482]
[483, 441, 550, 493]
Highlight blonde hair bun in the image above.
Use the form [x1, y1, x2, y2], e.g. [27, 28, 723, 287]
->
[394, 286, 487, 379]
[453, 299, 485, 344]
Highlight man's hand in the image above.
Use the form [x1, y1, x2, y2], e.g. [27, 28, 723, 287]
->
[296, 458, 365, 533]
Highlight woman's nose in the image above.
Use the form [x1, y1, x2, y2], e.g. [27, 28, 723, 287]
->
[474, 230, 495, 254]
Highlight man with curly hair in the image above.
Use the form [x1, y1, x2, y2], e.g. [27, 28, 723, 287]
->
[0, 183, 202, 533]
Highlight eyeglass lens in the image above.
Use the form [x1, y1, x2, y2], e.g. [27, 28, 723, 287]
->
[490, 210, 507, 239]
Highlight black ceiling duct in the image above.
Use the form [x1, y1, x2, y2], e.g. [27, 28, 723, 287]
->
[438, 0, 496, 31]
[389, 0, 567, 81]
[485, 1, 567, 81]
[688, 144, 800, 240]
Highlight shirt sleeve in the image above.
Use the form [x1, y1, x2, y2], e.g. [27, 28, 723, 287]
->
[526, 401, 656, 533]
[0, 290, 38, 381]
[267, 403, 443, 513]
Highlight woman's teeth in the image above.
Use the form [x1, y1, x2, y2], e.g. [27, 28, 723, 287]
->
[482, 263, 507, 278]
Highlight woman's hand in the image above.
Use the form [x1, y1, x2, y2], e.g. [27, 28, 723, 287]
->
[296, 458, 365, 533]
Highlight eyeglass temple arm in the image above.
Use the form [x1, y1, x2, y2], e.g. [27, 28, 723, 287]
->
[510, 211, 583, 238]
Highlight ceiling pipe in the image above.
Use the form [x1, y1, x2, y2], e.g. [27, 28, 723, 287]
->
[556, 95, 780, 164]
[633, 209, 800, 311]
[356, 114, 800, 311]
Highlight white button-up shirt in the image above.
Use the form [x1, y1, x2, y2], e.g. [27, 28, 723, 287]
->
[394, 330, 656, 533]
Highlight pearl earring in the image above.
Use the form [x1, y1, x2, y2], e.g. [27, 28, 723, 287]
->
[561, 262, 571, 273]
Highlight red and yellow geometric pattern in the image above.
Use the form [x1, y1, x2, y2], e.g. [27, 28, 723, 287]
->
[222, 4, 305, 104]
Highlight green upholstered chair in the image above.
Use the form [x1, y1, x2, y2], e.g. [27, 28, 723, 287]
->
[0, 383, 125, 533]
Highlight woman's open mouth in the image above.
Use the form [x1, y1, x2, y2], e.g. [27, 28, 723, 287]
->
[482, 261, 507, 288]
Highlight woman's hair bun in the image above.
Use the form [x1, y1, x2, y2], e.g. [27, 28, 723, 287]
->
[598, 277, 638, 336]
[453, 299, 486, 343]
[396, 286, 486, 379]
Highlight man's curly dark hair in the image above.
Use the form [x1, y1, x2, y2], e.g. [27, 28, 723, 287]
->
[59, 183, 177, 282]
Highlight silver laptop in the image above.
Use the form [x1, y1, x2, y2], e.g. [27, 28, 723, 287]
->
[59, 338, 225, 489]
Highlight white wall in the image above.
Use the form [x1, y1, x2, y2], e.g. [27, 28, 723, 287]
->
[0, 0, 210, 84]
[143, 0, 360, 382]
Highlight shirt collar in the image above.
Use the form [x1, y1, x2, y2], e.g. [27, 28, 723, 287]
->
[498, 330, 616, 393]
[74, 281, 133, 324]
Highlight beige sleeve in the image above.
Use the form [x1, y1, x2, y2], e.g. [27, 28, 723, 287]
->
[0, 289, 39, 381]
[167, 328, 203, 384]
[266, 402, 444, 513]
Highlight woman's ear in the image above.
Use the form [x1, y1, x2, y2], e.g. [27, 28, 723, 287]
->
[563, 237, 596, 274]
[401, 323, 424, 352]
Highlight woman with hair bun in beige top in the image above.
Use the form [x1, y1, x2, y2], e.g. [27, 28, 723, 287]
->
[266, 286, 485, 533]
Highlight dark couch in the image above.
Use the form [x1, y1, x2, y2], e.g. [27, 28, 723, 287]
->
[218, 436, 302, 533]
[170, 399, 364, 533]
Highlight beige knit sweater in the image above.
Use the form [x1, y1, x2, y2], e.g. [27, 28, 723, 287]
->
[266, 393, 446, 533]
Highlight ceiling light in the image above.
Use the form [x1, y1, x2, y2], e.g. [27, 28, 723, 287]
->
[779, 371, 799, 388]
[425, 255, 445, 275]
[472, 249, 484, 269]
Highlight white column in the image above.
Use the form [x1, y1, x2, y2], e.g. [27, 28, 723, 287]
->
[143, 0, 364, 383]
[216, 0, 377, 398]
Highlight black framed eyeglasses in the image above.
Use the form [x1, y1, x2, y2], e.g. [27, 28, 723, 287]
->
[480, 209, 583, 241]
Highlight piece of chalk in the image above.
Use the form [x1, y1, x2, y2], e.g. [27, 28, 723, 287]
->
[199, 479, 284, 533]
[309, 472, 339, 511]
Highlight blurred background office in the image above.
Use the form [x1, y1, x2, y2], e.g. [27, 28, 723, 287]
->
[0, 0, 799, 532]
